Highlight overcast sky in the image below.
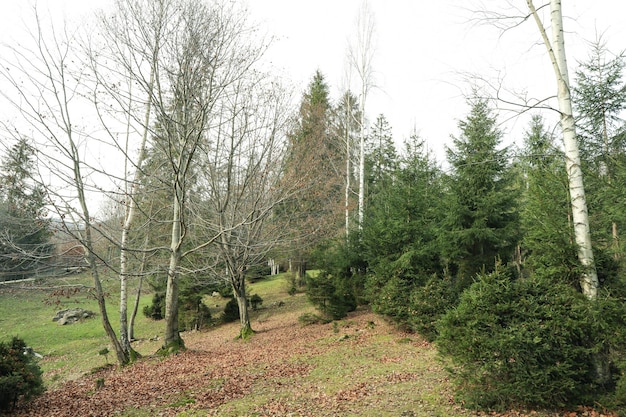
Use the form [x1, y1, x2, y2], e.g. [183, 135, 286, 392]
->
[2, 0, 626, 162]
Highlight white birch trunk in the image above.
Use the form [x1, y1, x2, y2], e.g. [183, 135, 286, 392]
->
[527, 0, 599, 298]
[118, 69, 153, 355]
[358, 89, 366, 229]
[345, 113, 351, 237]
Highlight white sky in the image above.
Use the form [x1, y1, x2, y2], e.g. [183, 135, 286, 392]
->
[1, 0, 626, 163]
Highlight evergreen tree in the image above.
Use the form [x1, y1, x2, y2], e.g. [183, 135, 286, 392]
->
[284, 70, 344, 276]
[443, 97, 519, 280]
[573, 42, 626, 258]
[363, 135, 444, 326]
[0, 138, 51, 280]
[519, 115, 578, 284]
[365, 114, 397, 197]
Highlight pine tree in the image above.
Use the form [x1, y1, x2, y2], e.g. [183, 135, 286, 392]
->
[285, 70, 344, 277]
[443, 97, 519, 280]
[0, 138, 51, 281]
[573, 41, 626, 258]
[519, 115, 578, 284]
[365, 114, 397, 197]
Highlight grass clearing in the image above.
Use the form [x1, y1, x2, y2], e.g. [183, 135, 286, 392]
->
[0, 272, 163, 387]
[6, 271, 595, 416]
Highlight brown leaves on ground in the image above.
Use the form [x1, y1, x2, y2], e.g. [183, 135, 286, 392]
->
[10, 301, 620, 417]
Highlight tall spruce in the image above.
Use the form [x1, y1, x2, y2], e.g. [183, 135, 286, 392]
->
[573, 42, 626, 258]
[519, 115, 577, 283]
[0, 138, 51, 281]
[443, 97, 519, 280]
[365, 114, 397, 197]
[285, 70, 343, 277]
[363, 135, 444, 324]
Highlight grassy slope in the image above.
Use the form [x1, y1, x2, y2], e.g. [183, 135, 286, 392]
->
[3, 272, 605, 416]
[0, 273, 162, 385]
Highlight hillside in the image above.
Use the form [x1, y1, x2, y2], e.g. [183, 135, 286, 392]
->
[4, 275, 617, 417]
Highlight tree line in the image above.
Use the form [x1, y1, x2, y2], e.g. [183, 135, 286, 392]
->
[1, 0, 626, 411]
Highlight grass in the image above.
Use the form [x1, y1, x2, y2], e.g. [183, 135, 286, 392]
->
[0, 270, 299, 389]
[6, 270, 592, 416]
[0, 272, 163, 387]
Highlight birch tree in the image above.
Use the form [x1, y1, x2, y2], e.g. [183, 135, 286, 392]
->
[86, 0, 173, 359]
[0, 8, 130, 364]
[347, 1, 376, 230]
[526, 0, 599, 298]
[333, 91, 361, 237]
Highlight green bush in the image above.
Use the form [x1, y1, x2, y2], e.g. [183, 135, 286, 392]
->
[178, 293, 212, 331]
[143, 292, 165, 320]
[222, 297, 240, 323]
[436, 270, 606, 411]
[0, 337, 44, 411]
[408, 273, 459, 341]
[365, 273, 413, 324]
[249, 294, 263, 311]
[306, 270, 356, 320]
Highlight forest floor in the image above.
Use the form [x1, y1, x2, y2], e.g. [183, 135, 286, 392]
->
[8, 282, 619, 417]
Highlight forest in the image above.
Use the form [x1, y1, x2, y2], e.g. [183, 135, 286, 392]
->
[1, 0, 626, 414]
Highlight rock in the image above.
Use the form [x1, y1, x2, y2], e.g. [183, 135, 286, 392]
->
[53, 308, 96, 325]
[211, 291, 220, 297]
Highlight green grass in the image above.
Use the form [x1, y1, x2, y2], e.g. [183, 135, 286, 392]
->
[0, 272, 163, 386]
[0, 271, 298, 388]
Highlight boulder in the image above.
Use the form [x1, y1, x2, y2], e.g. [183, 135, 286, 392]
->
[53, 308, 96, 325]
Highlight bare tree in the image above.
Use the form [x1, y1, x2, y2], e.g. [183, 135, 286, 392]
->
[347, 1, 376, 230]
[0, 8, 130, 364]
[526, 0, 598, 299]
[193, 74, 293, 339]
[123, 0, 271, 350]
[83, 0, 174, 358]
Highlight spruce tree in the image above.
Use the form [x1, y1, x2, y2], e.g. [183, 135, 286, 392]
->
[573, 42, 626, 259]
[519, 115, 578, 284]
[284, 70, 344, 276]
[443, 97, 519, 280]
[363, 135, 444, 325]
[365, 114, 397, 197]
[0, 138, 51, 280]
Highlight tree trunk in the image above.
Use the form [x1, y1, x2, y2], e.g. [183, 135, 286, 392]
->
[357, 87, 366, 230]
[91, 260, 128, 365]
[233, 274, 253, 339]
[128, 273, 143, 341]
[119, 66, 154, 356]
[163, 194, 184, 352]
[73, 139, 129, 365]
[528, 0, 599, 299]
[345, 124, 351, 237]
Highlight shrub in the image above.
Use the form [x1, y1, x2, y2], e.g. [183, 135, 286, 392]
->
[222, 297, 240, 323]
[249, 294, 263, 311]
[143, 292, 165, 320]
[365, 273, 413, 324]
[408, 273, 459, 341]
[436, 270, 606, 411]
[306, 270, 356, 320]
[178, 293, 212, 331]
[0, 337, 44, 411]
